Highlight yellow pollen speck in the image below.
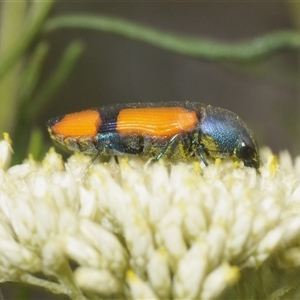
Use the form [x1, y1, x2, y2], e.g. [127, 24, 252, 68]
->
[224, 264, 240, 284]
[268, 155, 279, 174]
[3, 132, 12, 145]
[120, 157, 130, 167]
[126, 269, 136, 281]
[192, 161, 202, 173]
[215, 158, 222, 167]
[233, 161, 240, 168]
[158, 247, 168, 257]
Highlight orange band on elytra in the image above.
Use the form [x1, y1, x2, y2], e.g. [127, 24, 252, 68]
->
[116, 107, 198, 136]
[51, 109, 101, 137]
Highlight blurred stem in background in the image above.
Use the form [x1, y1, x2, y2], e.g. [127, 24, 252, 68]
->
[15, 40, 84, 163]
[2, 3, 300, 164]
[0, 1, 84, 164]
[0, 1, 27, 135]
[0, 1, 55, 163]
[45, 14, 300, 62]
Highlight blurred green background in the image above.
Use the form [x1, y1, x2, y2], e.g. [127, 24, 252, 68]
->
[1, 1, 300, 298]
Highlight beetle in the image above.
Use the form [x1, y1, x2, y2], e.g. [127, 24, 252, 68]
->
[47, 101, 260, 169]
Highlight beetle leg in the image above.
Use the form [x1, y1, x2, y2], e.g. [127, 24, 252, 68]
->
[156, 134, 180, 160]
[197, 146, 209, 166]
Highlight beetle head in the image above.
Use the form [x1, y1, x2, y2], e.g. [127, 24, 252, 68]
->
[199, 105, 260, 169]
[235, 130, 260, 169]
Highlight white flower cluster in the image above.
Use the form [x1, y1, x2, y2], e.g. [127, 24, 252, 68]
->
[0, 135, 300, 299]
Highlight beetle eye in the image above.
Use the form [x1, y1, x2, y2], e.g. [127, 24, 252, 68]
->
[239, 141, 254, 160]
[237, 140, 259, 169]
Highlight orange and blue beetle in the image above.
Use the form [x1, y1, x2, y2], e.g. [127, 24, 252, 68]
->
[47, 101, 260, 169]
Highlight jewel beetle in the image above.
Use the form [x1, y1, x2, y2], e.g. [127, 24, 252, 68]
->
[47, 101, 260, 169]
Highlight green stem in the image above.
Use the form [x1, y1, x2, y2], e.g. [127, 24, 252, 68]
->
[25, 41, 84, 122]
[0, 1, 54, 80]
[20, 271, 87, 300]
[19, 41, 49, 106]
[20, 273, 68, 295]
[0, 1, 27, 134]
[45, 14, 300, 62]
[0, 1, 55, 135]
